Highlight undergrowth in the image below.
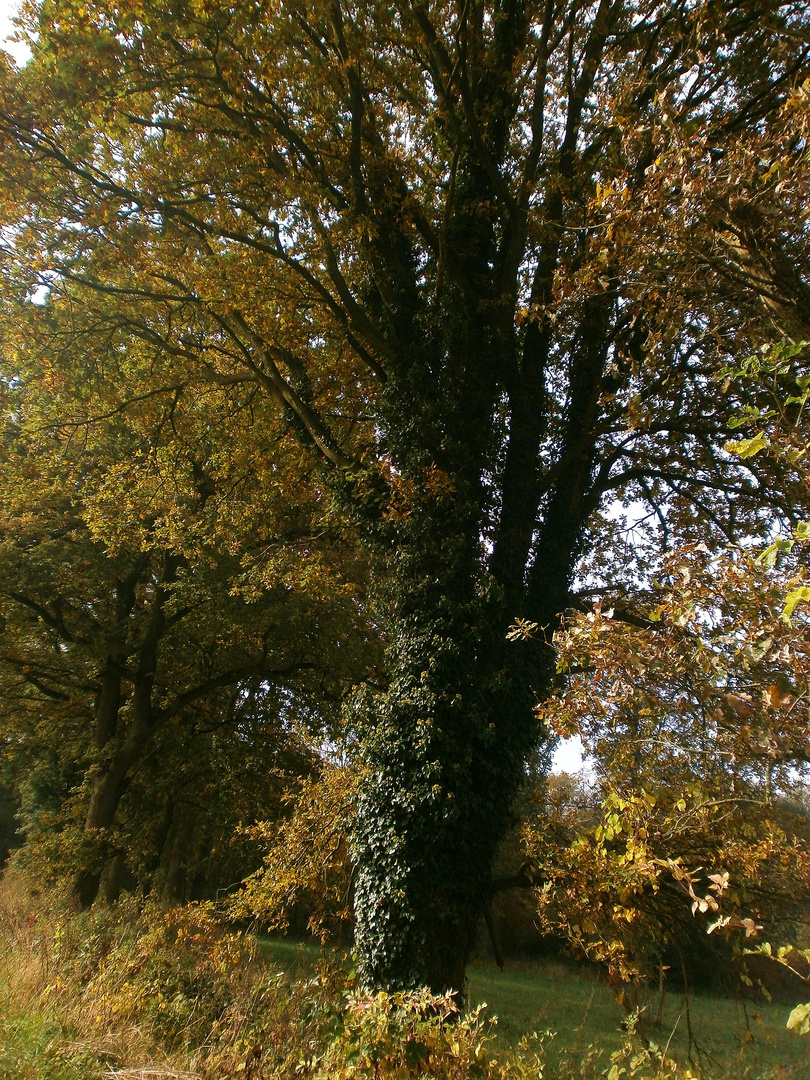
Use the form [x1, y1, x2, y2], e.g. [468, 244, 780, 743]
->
[0, 871, 801, 1079]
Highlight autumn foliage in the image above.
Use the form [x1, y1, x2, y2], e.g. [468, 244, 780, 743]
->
[1, 0, 810, 1005]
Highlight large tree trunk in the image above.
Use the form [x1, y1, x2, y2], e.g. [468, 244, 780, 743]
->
[353, 673, 541, 991]
[75, 558, 171, 907]
[351, 273, 557, 990]
[352, 503, 568, 993]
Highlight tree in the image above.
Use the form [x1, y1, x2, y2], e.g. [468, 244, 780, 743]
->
[0, 291, 373, 905]
[528, 543, 810, 995]
[1, 0, 809, 991]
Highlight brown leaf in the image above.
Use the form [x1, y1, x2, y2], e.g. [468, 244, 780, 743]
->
[725, 692, 756, 720]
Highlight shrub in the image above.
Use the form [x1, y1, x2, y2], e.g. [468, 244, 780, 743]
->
[46, 899, 256, 1049]
[305, 987, 497, 1079]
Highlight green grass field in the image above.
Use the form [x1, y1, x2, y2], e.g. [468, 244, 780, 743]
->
[467, 957, 809, 1079]
[259, 939, 810, 1079]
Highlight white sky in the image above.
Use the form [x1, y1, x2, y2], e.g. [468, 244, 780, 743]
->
[551, 735, 585, 774]
[1, 0, 30, 65]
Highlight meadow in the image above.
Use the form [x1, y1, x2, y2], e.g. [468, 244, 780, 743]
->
[258, 938, 810, 1079]
[468, 958, 808, 1079]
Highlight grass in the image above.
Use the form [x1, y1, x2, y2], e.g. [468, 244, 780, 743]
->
[0, 986, 103, 1080]
[468, 958, 810, 1079]
[0, 876, 100, 1080]
[0, 877, 208, 1080]
[257, 933, 324, 974]
[259, 938, 810, 1079]
[2, 885, 807, 1080]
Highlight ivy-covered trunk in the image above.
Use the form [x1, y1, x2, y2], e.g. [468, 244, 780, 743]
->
[352, 602, 543, 992]
[350, 253, 558, 991]
[349, 467, 569, 992]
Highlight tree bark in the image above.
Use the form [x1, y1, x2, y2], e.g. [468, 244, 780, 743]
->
[75, 556, 173, 906]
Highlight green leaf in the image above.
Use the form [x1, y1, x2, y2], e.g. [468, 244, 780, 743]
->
[786, 1002, 810, 1035]
[758, 538, 794, 568]
[783, 586, 810, 621]
[724, 431, 769, 459]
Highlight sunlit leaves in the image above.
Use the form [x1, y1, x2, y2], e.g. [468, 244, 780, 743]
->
[526, 542, 810, 986]
[787, 1001, 810, 1035]
[233, 761, 363, 940]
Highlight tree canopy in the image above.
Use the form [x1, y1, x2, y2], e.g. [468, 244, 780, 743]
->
[1, 0, 809, 992]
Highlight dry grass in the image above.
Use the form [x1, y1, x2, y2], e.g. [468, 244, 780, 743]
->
[0, 872, 216, 1080]
[0, 870, 55, 995]
[101, 1069, 202, 1079]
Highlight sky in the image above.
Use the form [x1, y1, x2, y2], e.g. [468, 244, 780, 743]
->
[0, 0, 588, 775]
[1, 0, 29, 65]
